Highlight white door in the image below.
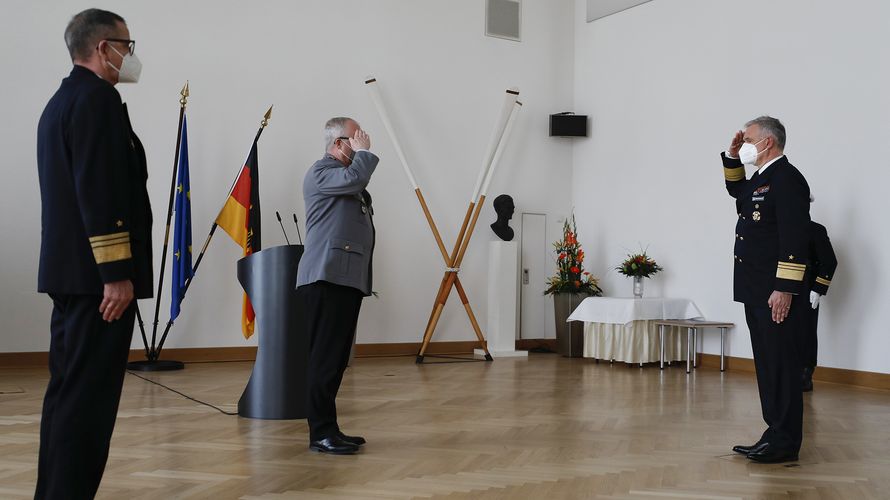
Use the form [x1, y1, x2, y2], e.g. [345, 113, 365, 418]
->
[520, 213, 548, 339]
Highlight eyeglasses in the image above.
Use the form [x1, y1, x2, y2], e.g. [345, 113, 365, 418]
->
[337, 136, 350, 141]
[103, 38, 136, 56]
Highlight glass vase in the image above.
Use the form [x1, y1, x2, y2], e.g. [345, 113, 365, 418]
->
[633, 276, 644, 298]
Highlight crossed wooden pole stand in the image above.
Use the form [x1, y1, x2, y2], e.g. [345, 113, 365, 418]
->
[365, 77, 522, 363]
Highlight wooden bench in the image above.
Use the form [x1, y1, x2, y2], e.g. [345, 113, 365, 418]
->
[652, 320, 734, 373]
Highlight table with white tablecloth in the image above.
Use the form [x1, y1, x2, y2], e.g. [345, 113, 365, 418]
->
[567, 297, 704, 363]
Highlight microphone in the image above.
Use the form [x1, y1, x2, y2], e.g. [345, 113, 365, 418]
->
[293, 214, 303, 245]
[275, 211, 291, 245]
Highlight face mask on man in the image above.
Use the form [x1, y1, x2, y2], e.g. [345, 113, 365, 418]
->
[738, 138, 767, 165]
[338, 140, 356, 163]
[105, 44, 142, 84]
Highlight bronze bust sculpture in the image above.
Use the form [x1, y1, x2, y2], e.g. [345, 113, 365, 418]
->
[490, 194, 515, 242]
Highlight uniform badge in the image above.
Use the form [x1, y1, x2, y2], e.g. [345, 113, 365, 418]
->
[752, 196, 764, 201]
[753, 185, 770, 195]
[752, 211, 761, 221]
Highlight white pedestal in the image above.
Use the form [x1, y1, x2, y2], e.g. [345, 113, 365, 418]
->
[475, 241, 527, 358]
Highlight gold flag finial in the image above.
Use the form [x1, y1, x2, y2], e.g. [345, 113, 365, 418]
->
[261, 105, 273, 128]
[179, 81, 189, 107]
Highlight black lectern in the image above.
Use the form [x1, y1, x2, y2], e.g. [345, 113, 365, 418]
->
[237, 245, 307, 419]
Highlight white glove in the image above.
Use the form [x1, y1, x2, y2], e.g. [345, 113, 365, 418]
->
[810, 291, 822, 309]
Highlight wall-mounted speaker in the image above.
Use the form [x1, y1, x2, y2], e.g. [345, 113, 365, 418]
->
[486, 0, 521, 42]
[549, 113, 588, 137]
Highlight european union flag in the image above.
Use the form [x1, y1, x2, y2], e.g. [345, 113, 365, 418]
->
[171, 114, 193, 320]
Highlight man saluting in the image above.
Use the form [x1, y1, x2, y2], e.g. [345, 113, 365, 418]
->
[297, 117, 378, 455]
[721, 116, 811, 464]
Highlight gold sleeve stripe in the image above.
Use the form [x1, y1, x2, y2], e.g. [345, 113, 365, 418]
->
[776, 267, 805, 281]
[92, 239, 130, 250]
[89, 231, 130, 243]
[778, 262, 807, 270]
[724, 167, 745, 181]
[777, 261, 806, 281]
[91, 236, 129, 248]
[92, 242, 132, 264]
[815, 277, 832, 286]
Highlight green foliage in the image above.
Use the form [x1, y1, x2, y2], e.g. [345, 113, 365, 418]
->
[616, 249, 663, 278]
[544, 214, 603, 296]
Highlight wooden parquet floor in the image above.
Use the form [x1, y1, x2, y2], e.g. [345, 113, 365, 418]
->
[2, 354, 890, 499]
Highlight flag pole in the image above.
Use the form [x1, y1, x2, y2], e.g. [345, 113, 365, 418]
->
[134, 304, 150, 359]
[153, 106, 272, 361]
[151, 82, 188, 355]
[128, 83, 189, 371]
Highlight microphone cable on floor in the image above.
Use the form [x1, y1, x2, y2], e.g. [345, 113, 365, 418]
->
[127, 370, 238, 416]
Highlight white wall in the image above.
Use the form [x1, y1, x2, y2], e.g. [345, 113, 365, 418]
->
[573, 0, 890, 373]
[0, 0, 575, 353]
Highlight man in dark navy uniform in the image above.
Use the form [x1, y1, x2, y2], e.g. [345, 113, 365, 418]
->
[35, 9, 152, 499]
[801, 220, 837, 392]
[721, 116, 811, 464]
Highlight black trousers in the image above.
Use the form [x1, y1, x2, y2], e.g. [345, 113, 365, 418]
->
[744, 297, 805, 452]
[800, 305, 819, 370]
[35, 294, 135, 500]
[299, 281, 363, 441]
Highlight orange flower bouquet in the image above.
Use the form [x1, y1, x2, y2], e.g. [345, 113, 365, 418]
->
[544, 215, 602, 296]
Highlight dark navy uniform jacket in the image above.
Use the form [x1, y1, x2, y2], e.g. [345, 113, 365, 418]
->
[722, 153, 811, 306]
[807, 221, 837, 296]
[37, 65, 153, 298]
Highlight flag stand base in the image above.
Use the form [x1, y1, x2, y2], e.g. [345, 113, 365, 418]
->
[127, 360, 185, 371]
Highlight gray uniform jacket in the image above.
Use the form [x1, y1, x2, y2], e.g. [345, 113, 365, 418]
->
[296, 150, 378, 296]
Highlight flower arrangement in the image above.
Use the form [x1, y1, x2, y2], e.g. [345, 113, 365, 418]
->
[544, 215, 603, 296]
[616, 250, 663, 278]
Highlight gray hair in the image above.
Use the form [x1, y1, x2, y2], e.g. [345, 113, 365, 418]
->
[64, 9, 125, 61]
[745, 115, 786, 150]
[323, 117, 355, 152]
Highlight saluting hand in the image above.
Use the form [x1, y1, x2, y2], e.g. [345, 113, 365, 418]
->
[350, 129, 371, 151]
[100, 280, 134, 322]
[728, 130, 744, 158]
[768, 290, 792, 323]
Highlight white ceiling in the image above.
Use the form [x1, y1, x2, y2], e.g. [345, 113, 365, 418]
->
[586, 0, 654, 22]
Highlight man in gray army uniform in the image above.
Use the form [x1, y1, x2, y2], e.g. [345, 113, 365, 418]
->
[296, 117, 378, 454]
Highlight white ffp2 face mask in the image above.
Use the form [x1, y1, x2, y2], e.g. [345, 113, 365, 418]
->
[106, 44, 142, 84]
[339, 143, 356, 163]
[738, 138, 766, 165]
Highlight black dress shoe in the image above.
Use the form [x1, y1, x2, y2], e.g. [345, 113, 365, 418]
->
[309, 436, 359, 455]
[338, 431, 366, 446]
[732, 441, 767, 455]
[746, 444, 799, 463]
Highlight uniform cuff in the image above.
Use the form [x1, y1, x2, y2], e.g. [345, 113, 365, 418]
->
[776, 261, 806, 282]
[813, 276, 831, 296]
[90, 231, 134, 283]
[97, 260, 135, 284]
[721, 152, 745, 181]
